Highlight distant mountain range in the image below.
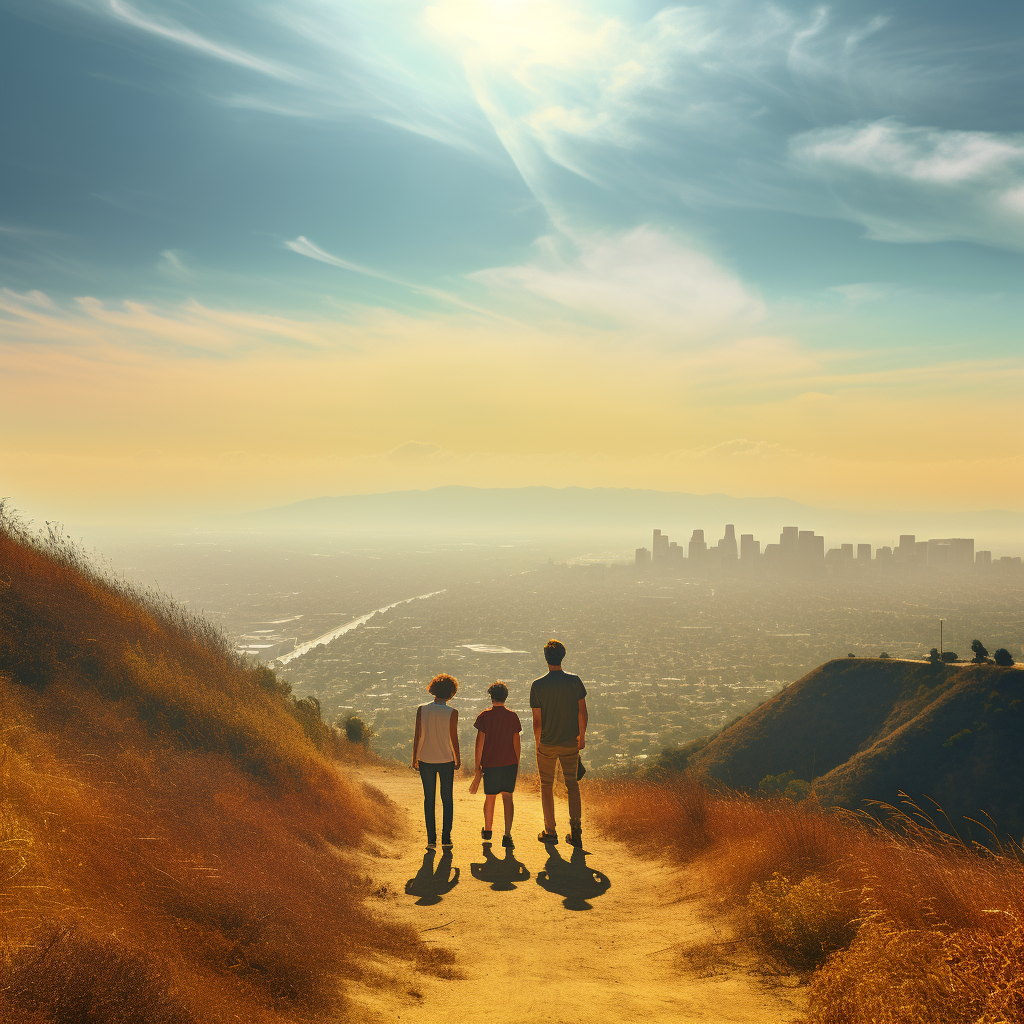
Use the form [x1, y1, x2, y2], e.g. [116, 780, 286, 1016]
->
[240, 486, 1022, 551]
[686, 658, 1024, 845]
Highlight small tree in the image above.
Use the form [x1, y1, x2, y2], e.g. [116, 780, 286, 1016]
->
[928, 648, 940, 663]
[993, 648, 1015, 666]
[341, 715, 372, 745]
[971, 639, 989, 663]
[941, 651, 959, 663]
[879, 651, 890, 659]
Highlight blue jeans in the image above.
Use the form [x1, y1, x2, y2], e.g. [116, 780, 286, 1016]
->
[418, 761, 455, 843]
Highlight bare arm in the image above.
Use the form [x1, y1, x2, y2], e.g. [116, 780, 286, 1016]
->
[449, 708, 461, 770]
[513, 731, 521, 764]
[578, 697, 588, 750]
[474, 730, 485, 773]
[532, 707, 542, 747]
[412, 706, 422, 769]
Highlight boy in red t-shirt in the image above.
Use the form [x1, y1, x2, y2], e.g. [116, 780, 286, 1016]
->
[472, 682, 522, 848]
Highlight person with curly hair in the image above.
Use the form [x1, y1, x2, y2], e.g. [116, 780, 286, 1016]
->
[412, 673, 461, 850]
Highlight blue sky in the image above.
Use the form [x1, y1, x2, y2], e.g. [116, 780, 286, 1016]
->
[1, 0, 1022, 522]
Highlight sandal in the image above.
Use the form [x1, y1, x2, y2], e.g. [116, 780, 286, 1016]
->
[537, 830, 558, 844]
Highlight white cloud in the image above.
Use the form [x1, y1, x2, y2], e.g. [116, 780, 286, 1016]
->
[791, 120, 1024, 248]
[795, 120, 1023, 185]
[474, 227, 763, 336]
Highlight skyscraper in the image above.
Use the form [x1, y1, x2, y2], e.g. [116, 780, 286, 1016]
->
[688, 529, 707, 561]
[719, 524, 738, 561]
[928, 538, 974, 571]
[652, 529, 670, 563]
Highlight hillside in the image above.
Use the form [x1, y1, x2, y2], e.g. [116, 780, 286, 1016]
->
[687, 658, 1024, 842]
[0, 513, 433, 1022]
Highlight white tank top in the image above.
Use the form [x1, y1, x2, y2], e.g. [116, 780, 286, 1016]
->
[417, 702, 455, 763]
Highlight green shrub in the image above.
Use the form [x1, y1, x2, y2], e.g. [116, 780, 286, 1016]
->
[341, 716, 373, 745]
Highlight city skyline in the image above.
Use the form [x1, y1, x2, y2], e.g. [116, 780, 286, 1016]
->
[638, 526, 1022, 574]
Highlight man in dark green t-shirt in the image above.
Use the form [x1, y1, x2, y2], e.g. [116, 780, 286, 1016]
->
[530, 639, 588, 847]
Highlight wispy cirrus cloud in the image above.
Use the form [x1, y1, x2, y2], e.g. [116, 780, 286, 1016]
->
[284, 236, 511, 321]
[0, 287, 338, 357]
[105, 0, 305, 82]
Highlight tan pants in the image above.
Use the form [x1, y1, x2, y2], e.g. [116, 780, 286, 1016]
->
[536, 742, 581, 833]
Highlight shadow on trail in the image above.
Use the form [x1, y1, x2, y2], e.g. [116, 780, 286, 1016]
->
[405, 850, 460, 906]
[536, 845, 611, 910]
[471, 845, 531, 891]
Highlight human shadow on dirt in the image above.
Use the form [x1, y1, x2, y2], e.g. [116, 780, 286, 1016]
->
[536, 844, 611, 910]
[405, 850, 460, 906]
[470, 845, 531, 891]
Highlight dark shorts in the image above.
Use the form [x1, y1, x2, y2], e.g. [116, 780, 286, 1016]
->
[482, 764, 518, 795]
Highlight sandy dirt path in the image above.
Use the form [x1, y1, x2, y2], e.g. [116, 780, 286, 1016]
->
[345, 764, 806, 1024]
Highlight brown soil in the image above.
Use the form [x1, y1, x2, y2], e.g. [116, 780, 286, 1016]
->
[345, 764, 807, 1024]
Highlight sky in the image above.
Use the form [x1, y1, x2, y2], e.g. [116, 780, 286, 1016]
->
[1, 0, 1022, 526]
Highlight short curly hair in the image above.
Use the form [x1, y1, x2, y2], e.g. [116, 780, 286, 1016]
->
[487, 682, 509, 703]
[428, 673, 458, 701]
[543, 639, 566, 665]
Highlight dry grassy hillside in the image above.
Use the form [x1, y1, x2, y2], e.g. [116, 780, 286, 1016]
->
[686, 658, 1024, 844]
[0, 512, 437, 1022]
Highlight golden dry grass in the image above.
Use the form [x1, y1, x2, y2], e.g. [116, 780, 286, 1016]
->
[591, 777, 1023, 1022]
[0, 511, 432, 1022]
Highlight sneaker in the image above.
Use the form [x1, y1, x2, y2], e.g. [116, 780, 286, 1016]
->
[481, 828, 493, 842]
[538, 830, 558, 844]
[501, 835, 515, 850]
[565, 828, 583, 848]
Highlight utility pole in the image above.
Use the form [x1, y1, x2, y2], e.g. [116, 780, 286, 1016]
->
[940, 618, 944, 656]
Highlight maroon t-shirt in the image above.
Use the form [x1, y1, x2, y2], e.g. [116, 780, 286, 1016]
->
[474, 705, 522, 767]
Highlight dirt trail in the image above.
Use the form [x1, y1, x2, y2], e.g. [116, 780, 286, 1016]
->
[345, 764, 806, 1024]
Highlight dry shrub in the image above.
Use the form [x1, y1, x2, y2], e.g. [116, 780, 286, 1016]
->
[808, 912, 1024, 1024]
[747, 872, 857, 968]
